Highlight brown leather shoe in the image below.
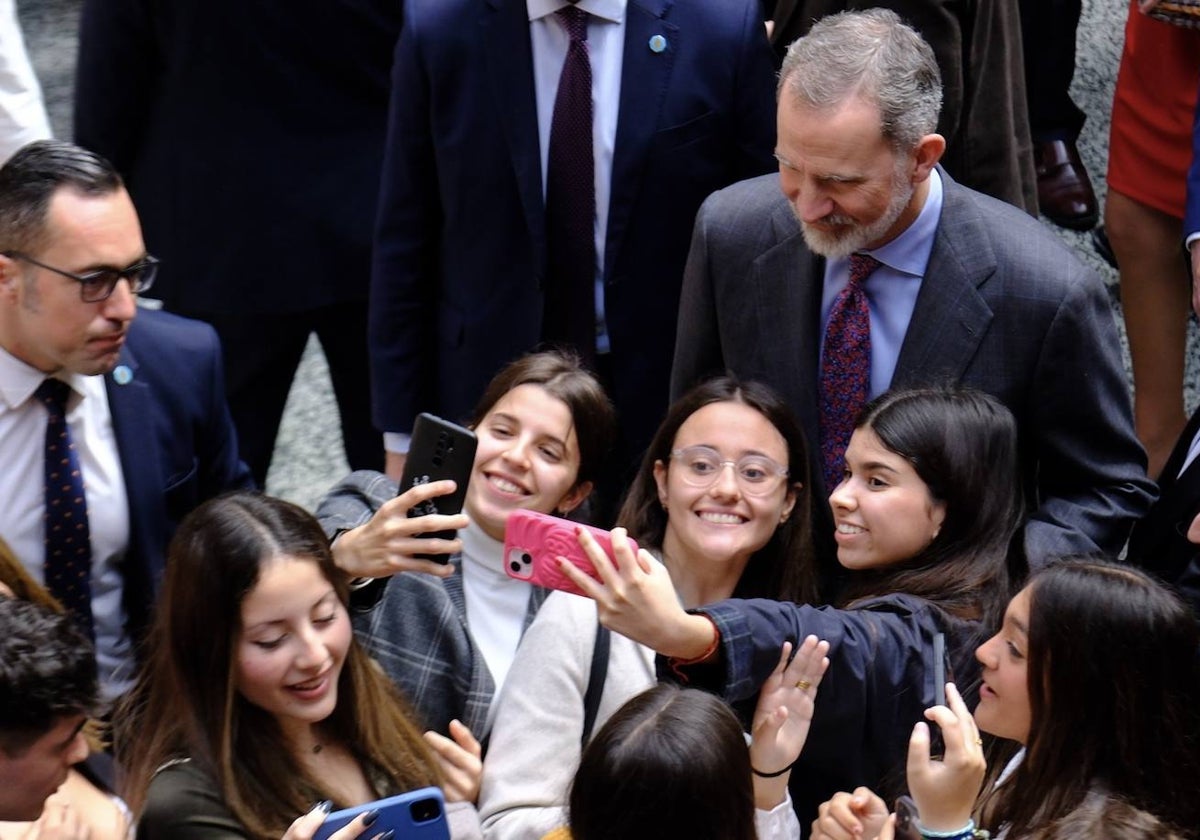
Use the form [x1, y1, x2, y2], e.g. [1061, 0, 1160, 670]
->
[1035, 140, 1099, 231]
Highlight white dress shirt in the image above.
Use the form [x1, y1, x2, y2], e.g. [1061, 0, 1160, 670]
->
[528, 0, 626, 355]
[0, 347, 133, 700]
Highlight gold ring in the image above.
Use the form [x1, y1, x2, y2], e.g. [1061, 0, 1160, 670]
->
[795, 679, 812, 690]
[974, 738, 983, 746]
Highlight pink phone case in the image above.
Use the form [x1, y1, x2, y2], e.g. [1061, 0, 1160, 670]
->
[503, 509, 638, 597]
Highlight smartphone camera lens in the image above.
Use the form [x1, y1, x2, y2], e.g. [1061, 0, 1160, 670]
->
[409, 797, 442, 823]
[521, 552, 532, 565]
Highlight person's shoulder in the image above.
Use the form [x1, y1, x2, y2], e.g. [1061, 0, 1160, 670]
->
[126, 306, 220, 354]
[703, 172, 787, 215]
[140, 759, 244, 837]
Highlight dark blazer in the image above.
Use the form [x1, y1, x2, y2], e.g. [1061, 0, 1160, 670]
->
[107, 308, 252, 638]
[665, 593, 983, 827]
[672, 170, 1156, 570]
[369, 0, 777, 455]
[768, 0, 1036, 214]
[1127, 407, 1200, 614]
[1187, 81, 1200, 238]
[73, 0, 402, 315]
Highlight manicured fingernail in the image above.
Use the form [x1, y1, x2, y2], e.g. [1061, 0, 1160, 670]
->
[362, 809, 380, 827]
[312, 800, 332, 813]
[378, 831, 395, 840]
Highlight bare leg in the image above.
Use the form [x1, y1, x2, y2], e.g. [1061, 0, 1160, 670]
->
[1108, 188, 1190, 479]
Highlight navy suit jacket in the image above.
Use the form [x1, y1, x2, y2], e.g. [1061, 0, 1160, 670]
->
[106, 308, 252, 639]
[369, 0, 776, 454]
[673, 170, 1156, 572]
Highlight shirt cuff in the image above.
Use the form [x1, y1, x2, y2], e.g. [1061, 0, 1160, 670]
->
[383, 431, 412, 455]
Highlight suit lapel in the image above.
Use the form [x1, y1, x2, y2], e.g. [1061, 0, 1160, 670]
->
[484, 0, 547, 274]
[104, 343, 165, 615]
[606, 0, 678, 280]
[753, 200, 824, 446]
[892, 173, 994, 388]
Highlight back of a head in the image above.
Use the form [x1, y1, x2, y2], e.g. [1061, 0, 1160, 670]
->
[0, 598, 96, 757]
[1014, 560, 1200, 832]
[778, 8, 942, 152]
[568, 685, 756, 840]
[1030, 792, 1186, 840]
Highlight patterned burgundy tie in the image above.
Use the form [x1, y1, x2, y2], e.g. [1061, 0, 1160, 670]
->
[35, 378, 95, 640]
[542, 3, 597, 364]
[819, 254, 881, 494]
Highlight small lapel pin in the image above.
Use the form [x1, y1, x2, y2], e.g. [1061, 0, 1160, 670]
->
[649, 34, 667, 53]
[113, 365, 133, 385]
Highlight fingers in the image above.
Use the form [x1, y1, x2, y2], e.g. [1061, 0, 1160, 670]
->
[392, 479, 460, 512]
[424, 722, 483, 803]
[923, 683, 981, 757]
[907, 720, 933, 778]
[283, 802, 334, 840]
[812, 789, 883, 840]
[877, 814, 896, 840]
[783, 635, 831, 690]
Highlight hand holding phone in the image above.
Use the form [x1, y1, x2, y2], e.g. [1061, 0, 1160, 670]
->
[312, 788, 449, 840]
[398, 414, 477, 563]
[503, 510, 638, 597]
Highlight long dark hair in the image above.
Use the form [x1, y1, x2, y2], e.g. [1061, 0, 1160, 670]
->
[568, 684, 756, 840]
[616, 376, 816, 603]
[836, 388, 1020, 622]
[118, 493, 439, 839]
[980, 560, 1200, 837]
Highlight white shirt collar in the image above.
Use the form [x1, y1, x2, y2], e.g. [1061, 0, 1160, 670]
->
[0, 345, 93, 411]
[528, 0, 625, 25]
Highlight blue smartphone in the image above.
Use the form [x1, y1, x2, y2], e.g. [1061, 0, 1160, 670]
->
[313, 787, 449, 840]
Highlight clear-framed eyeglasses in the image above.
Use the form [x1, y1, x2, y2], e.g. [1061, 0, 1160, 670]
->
[669, 445, 789, 496]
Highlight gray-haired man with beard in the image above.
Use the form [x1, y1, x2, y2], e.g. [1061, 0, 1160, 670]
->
[671, 8, 1153, 573]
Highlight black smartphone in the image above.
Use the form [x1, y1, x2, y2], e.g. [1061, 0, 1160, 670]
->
[893, 796, 922, 840]
[398, 413, 477, 562]
[933, 632, 946, 708]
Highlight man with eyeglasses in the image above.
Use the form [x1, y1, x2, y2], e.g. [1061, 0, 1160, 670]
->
[0, 140, 252, 701]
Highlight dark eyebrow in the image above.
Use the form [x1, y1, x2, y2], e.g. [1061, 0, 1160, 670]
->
[858, 460, 900, 474]
[1010, 615, 1028, 636]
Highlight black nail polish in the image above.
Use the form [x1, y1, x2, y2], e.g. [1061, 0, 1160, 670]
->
[377, 830, 395, 840]
[362, 809, 380, 827]
[312, 800, 332, 814]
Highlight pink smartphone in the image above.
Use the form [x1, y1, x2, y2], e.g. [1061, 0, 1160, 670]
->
[503, 510, 638, 597]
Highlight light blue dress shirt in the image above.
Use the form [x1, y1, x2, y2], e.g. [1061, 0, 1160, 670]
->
[819, 168, 944, 399]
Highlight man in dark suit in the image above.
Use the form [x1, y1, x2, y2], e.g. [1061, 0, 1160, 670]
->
[0, 141, 252, 698]
[74, 0, 403, 486]
[369, 0, 777, 485]
[672, 9, 1154, 571]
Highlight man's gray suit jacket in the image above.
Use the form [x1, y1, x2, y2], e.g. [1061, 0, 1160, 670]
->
[672, 170, 1156, 569]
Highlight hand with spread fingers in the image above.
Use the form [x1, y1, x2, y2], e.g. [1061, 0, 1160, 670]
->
[810, 787, 889, 840]
[331, 479, 469, 580]
[423, 719, 484, 804]
[556, 526, 716, 660]
[749, 636, 831, 809]
[906, 682, 987, 832]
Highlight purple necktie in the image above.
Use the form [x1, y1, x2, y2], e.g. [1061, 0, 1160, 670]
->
[819, 254, 881, 494]
[35, 378, 94, 640]
[542, 4, 597, 363]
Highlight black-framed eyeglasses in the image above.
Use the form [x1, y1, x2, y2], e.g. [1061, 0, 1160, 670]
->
[3, 251, 159, 303]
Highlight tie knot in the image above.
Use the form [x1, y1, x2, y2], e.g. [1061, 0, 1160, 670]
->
[557, 5, 589, 41]
[34, 378, 71, 412]
[848, 253, 881, 286]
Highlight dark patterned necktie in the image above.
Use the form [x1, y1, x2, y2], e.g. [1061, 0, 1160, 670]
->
[542, 4, 597, 363]
[35, 378, 94, 640]
[818, 254, 881, 494]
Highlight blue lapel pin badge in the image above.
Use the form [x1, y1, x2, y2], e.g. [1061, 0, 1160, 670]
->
[113, 365, 133, 385]
[649, 34, 667, 53]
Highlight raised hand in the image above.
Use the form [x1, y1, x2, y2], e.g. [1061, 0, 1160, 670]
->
[423, 719, 483, 804]
[555, 527, 716, 660]
[905, 682, 986, 832]
[331, 479, 468, 580]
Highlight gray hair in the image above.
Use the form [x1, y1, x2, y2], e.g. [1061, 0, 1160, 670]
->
[778, 8, 942, 152]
